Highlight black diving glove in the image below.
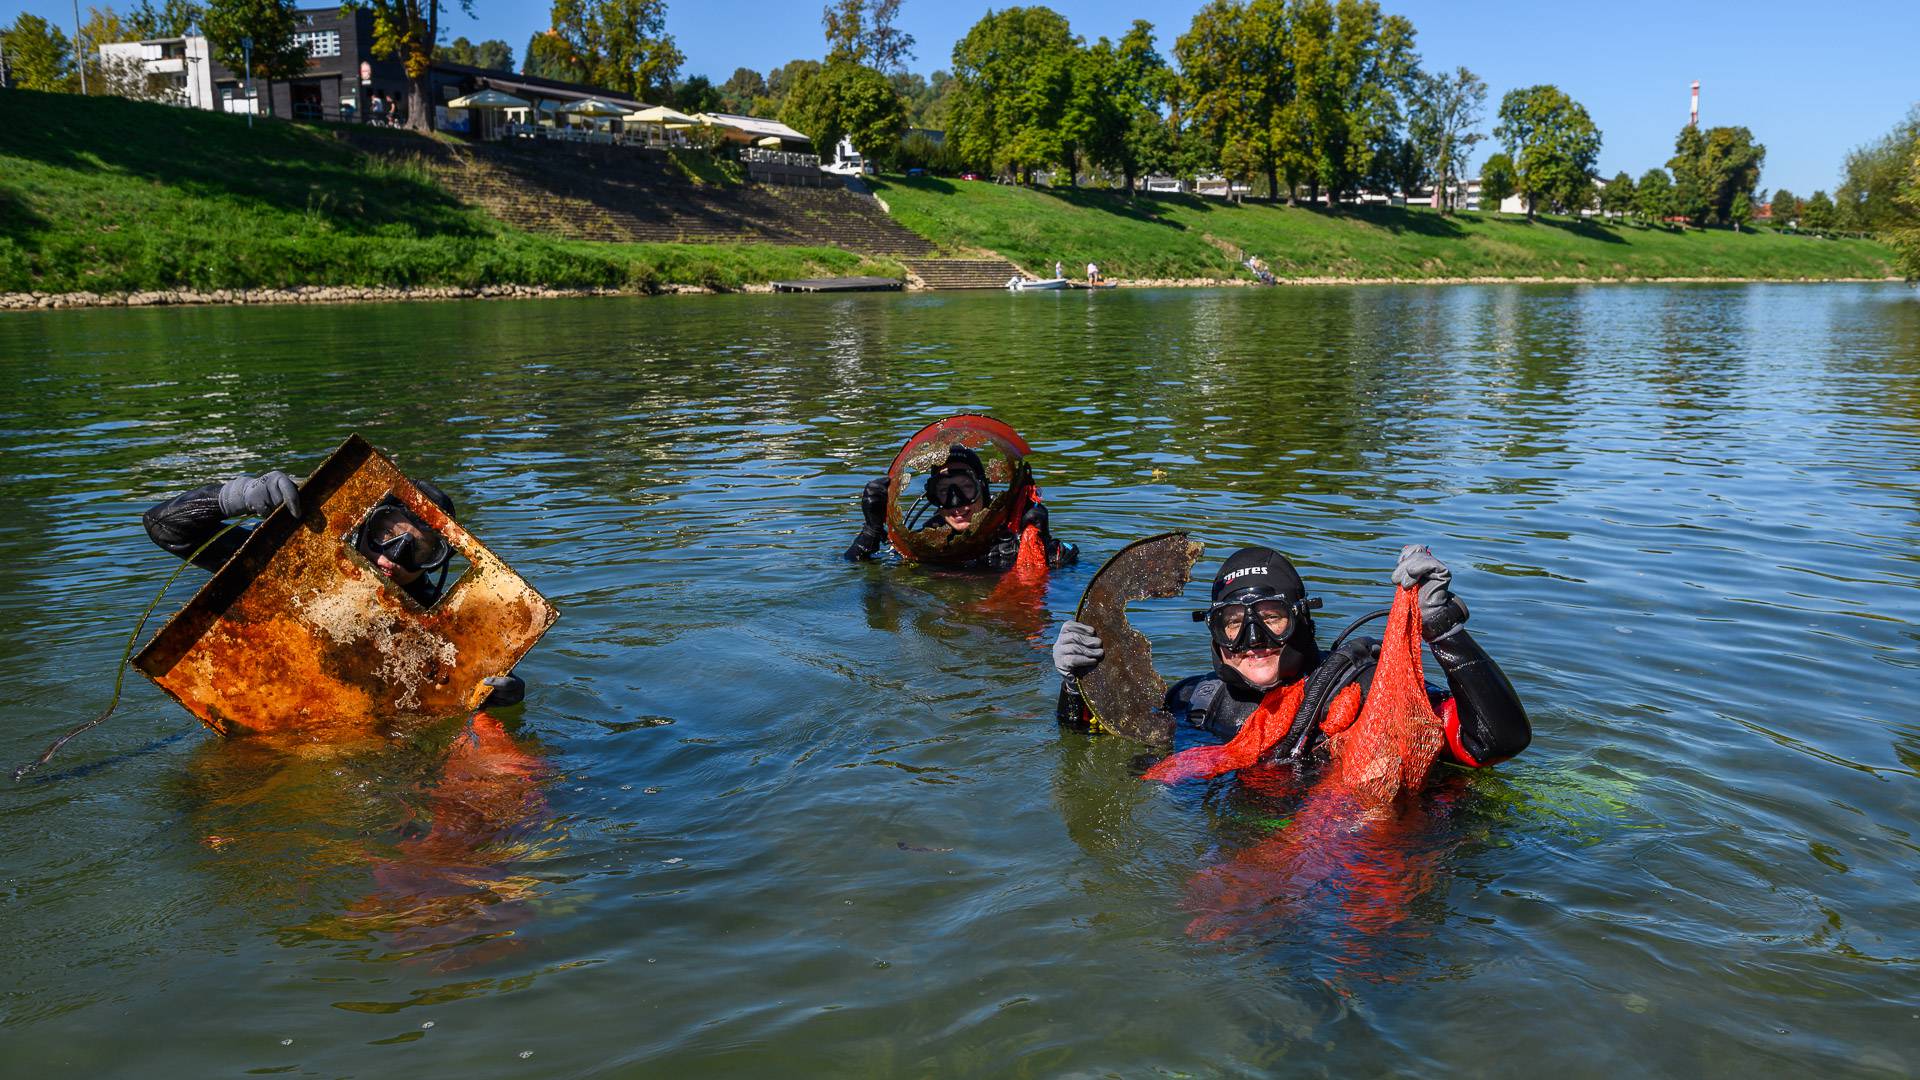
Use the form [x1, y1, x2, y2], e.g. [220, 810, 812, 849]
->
[1022, 501, 1049, 534]
[1393, 543, 1469, 641]
[481, 673, 525, 708]
[217, 470, 301, 519]
[844, 476, 889, 561]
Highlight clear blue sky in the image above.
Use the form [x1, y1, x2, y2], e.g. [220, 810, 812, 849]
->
[8, 0, 1916, 194]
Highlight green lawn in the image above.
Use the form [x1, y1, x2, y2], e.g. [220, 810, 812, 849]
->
[0, 91, 897, 294]
[870, 175, 1898, 282]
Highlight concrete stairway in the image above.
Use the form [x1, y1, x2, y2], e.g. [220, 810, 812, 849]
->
[359, 136, 937, 256]
[901, 258, 1025, 289]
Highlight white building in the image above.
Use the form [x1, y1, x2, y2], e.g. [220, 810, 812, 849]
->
[96, 35, 217, 110]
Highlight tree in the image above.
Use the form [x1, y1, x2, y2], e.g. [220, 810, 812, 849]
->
[1633, 167, 1672, 222]
[1769, 187, 1798, 228]
[1730, 191, 1753, 231]
[1, 13, 74, 92]
[1312, 0, 1417, 202]
[1175, 0, 1289, 200]
[1091, 20, 1175, 194]
[1477, 151, 1515, 212]
[548, 0, 684, 101]
[336, 0, 449, 129]
[821, 0, 914, 72]
[75, 5, 127, 92]
[718, 66, 765, 112]
[523, 28, 587, 82]
[1666, 123, 1764, 227]
[1802, 189, 1835, 229]
[783, 60, 905, 168]
[441, 36, 515, 72]
[125, 0, 201, 37]
[202, 0, 307, 113]
[947, 6, 1078, 183]
[1834, 104, 1920, 231]
[672, 74, 720, 113]
[1493, 84, 1601, 218]
[1599, 169, 1634, 218]
[1409, 65, 1486, 212]
[1892, 142, 1920, 279]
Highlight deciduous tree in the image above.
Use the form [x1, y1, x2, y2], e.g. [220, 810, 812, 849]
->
[441, 36, 514, 72]
[1892, 143, 1920, 279]
[1802, 189, 1835, 229]
[947, 6, 1077, 183]
[1769, 187, 1798, 227]
[1666, 123, 1764, 227]
[1493, 84, 1601, 218]
[1834, 104, 1919, 231]
[523, 28, 587, 82]
[1599, 170, 1634, 218]
[1409, 65, 1485, 212]
[125, 0, 201, 37]
[783, 60, 905, 167]
[548, 0, 683, 101]
[1477, 151, 1515, 211]
[203, 0, 307, 111]
[1633, 167, 1672, 222]
[1, 13, 74, 92]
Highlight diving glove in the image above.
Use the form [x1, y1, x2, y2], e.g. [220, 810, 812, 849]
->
[1052, 620, 1104, 679]
[844, 476, 889, 560]
[1392, 543, 1469, 641]
[217, 470, 301, 520]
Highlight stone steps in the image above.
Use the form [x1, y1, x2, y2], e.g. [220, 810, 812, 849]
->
[901, 257, 1025, 289]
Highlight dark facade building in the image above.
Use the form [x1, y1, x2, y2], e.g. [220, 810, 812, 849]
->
[210, 6, 645, 127]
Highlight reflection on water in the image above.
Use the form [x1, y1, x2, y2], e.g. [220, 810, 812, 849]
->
[2, 284, 1919, 1077]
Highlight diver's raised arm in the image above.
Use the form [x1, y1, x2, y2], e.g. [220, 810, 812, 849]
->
[1393, 544, 1530, 765]
[143, 470, 300, 572]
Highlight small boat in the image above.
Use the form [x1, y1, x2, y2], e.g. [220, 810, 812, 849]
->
[1007, 276, 1071, 292]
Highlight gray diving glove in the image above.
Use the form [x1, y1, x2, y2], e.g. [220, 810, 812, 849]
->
[1392, 543, 1469, 641]
[217, 470, 301, 519]
[1052, 620, 1104, 679]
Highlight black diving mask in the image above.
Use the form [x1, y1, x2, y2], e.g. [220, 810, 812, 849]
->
[1194, 592, 1321, 652]
[356, 501, 452, 574]
[925, 470, 985, 509]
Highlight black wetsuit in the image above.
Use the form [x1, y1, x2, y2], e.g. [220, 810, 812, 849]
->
[853, 492, 1078, 571]
[1058, 625, 1529, 769]
[143, 482, 526, 707]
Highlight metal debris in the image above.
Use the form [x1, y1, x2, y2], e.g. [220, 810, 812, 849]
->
[1074, 532, 1205, 746]
[884, 414, 1033, 565]
[134, 434, 557, 741]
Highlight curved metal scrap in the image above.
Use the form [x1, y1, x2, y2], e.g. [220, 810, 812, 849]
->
[133, 434, 558, 742]
[884, 414, 1033, 565]
[1074, 532, 1204, 746]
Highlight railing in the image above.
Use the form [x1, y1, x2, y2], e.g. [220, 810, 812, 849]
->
[742, 148, 821, 169]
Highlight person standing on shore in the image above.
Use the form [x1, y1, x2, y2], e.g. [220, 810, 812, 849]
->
[1054, 261, 1064, 281]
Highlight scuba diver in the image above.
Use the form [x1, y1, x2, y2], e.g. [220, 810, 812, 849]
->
[142, 469, 525, 706]
[843, 444, 1077, 571]
[1051, 544, 1529, 769]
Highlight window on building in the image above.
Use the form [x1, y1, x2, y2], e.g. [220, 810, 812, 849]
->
[293, 30, 340, 58]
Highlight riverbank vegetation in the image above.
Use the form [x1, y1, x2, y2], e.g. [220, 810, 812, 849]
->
[871, 175, 1897, 282]
[0, 91, 898, 295]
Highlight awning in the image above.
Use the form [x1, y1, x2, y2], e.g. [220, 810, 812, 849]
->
[559, 98, 628, 117]
[756, 135, 782, 147]
[629, 105, 697, 124]
[448, 89, 531, 110]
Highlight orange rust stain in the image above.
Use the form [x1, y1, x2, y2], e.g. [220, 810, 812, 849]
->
[134, 435, 557, 742]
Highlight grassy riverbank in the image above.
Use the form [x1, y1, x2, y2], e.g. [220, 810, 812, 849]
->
[870, 175, 1898, 283]
[0, 91, 897, 295]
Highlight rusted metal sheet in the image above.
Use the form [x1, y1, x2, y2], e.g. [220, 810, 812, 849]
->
[1074, 532, 1205, 746]
[133, 434, 557, 742]
[884, 414, 1033, 565]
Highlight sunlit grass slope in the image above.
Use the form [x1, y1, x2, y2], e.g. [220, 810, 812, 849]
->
[0, 90, 898, 294]
[871, 175, 1897, 282]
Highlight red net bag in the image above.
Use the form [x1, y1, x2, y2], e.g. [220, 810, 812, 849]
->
[1324, 586, 1444, 805]
[1143, 680, 1305, 783]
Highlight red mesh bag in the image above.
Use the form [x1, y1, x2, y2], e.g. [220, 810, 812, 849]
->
[1143, 680, 1305, 783]
[1324, 586, 1444, 805]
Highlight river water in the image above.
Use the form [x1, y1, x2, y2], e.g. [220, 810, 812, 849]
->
[1, 284, 1916, 1077]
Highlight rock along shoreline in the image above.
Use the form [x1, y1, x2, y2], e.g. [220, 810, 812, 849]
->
[1, 275, 1902, 312]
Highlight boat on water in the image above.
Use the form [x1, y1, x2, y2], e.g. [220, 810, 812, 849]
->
[1007, 276, 1071, 292]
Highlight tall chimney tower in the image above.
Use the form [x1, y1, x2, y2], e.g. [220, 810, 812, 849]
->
[1690, 80, 1700, 127]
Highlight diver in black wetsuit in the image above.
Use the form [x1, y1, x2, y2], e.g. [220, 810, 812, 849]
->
[1051, 544, 1530, 769]
[142, 469, 525, 707]
[844, 445, 1077, 571]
